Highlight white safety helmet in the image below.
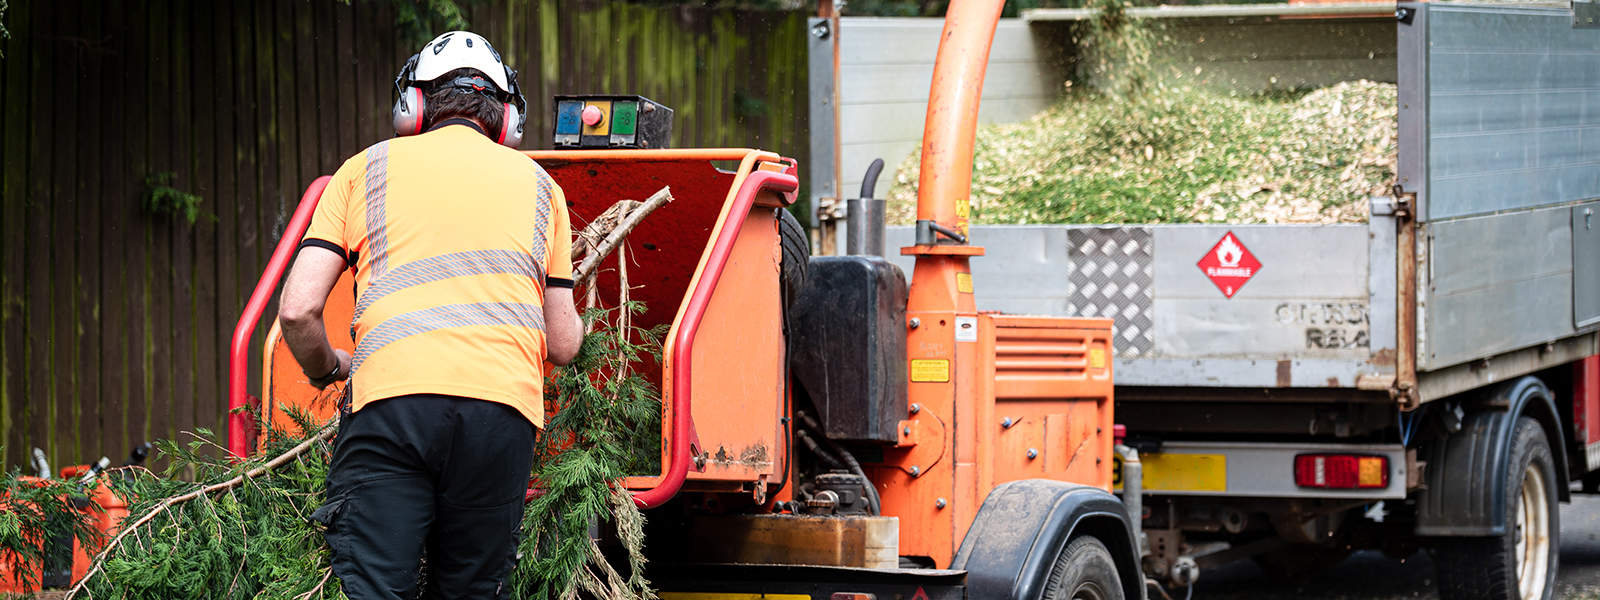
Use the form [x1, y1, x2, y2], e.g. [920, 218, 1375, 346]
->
[391, 31, 527, 147]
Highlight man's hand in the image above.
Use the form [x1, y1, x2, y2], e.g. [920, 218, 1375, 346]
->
[308, 349, 353, 390]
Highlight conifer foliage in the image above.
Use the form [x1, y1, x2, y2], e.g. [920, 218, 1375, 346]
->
[513, 302, 664, 600]
[0, 467, 102, 593]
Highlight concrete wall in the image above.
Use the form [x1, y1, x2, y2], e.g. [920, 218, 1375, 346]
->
[1145, 17, 1396, 92]
[1026, 8, 1398, 94]
[833, 17, 1068, 211]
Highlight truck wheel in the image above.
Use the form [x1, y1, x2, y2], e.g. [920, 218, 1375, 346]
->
[1043, 537, 1125, 600]
[1434, 417, 1559, 600]
[777, 207, 809, 311]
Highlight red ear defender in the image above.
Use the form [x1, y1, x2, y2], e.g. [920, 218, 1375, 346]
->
[410, 88, 425, 135]
[497, 102, 523, 148]
[392, 86, 426, 137]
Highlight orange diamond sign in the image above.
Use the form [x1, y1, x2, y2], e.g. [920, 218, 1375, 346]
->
[1196, 231, 1260, 299]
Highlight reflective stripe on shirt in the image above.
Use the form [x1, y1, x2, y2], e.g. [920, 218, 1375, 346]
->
[353, 302, 547, 374]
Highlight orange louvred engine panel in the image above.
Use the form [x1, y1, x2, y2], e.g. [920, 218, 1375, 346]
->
[985, 314, 1114, 493]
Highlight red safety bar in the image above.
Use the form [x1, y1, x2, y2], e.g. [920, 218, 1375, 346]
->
[632, 167, 798, 508]
[227, 176, 332, 458]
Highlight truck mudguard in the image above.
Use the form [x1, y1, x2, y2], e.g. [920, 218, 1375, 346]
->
[951, 479, 1144, 600]
[1416, 376, 1569, 536]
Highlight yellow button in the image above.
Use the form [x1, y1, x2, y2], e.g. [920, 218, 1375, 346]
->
[581, 101, 612, 136]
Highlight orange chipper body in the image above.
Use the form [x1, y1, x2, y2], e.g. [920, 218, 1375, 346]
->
[245, 0, 1111, 570]
[259, 149, 801, 508]
[875, 0, 1113, 566]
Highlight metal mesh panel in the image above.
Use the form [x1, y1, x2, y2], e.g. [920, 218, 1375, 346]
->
[1067, 227, 1154, 356]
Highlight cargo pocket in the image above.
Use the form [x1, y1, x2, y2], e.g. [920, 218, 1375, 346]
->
[310, 489, 355, 557]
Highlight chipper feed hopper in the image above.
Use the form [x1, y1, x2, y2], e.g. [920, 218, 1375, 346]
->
[227, 1, 1144, 597]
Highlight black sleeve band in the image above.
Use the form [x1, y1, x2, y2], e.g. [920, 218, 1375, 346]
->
[546, 277, 575, 289]
[299, 238, 353, 267]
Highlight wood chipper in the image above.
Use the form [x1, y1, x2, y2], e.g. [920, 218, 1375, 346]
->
[226, 0, 1144, 597]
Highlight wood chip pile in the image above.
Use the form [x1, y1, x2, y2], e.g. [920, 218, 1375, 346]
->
[886, 80, 1398, 225]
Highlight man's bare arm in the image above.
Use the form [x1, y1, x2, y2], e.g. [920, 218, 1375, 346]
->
[280, 247, 351, 387]
[544, 287, 582, 366]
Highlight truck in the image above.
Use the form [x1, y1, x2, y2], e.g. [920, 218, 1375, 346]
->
[813, 2, 1600, 599]
[225, 1, 1151, 599]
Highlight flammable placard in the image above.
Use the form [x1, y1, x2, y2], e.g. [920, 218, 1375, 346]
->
[1196, 231, 1261, 299]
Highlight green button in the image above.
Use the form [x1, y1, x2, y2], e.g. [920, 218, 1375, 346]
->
[612, 101, 638, 135]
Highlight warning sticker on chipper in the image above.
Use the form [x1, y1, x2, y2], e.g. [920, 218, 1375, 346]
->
[1196, 231, 1261, 299]
[910, 359, 951, 382]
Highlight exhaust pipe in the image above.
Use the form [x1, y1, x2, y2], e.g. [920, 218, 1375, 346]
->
[847, 158, 887, 257]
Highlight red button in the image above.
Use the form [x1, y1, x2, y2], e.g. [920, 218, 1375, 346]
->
[581, 105, 603, 127]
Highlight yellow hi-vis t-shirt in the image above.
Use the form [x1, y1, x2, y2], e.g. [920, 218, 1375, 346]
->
[300, 121, 573, 428]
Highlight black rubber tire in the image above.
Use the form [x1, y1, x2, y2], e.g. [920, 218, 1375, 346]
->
[1434, 417, 1560, 600]
[777, 207, 809, 311]
[1043, 536, 1126, 600]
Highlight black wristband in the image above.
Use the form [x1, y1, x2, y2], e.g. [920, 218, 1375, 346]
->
[307, 360, 342, 388]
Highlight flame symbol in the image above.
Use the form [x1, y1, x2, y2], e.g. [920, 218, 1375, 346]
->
[1217, 235, 1243, 267]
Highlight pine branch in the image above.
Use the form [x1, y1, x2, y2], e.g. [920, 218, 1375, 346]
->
[65, 422, 338, 600]
[574, 186, 674, 288]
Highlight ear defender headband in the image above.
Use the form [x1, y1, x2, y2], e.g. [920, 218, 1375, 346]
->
[390, 39, 528, 148]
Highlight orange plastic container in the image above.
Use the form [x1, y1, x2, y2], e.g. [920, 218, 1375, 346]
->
[0, 472, 127, 593]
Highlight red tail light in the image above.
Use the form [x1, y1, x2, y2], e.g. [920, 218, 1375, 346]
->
[1294, 454, 1388, 489]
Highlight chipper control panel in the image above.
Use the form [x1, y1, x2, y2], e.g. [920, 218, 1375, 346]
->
[553, 95, 673, 149]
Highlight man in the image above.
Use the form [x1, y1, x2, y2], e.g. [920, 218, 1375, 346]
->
[279, 30, 582, 599]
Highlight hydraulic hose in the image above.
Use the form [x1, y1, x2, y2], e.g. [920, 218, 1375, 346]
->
[796, 411, 881, 515]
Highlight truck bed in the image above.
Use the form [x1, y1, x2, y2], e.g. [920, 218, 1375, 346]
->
[885, 3, 1600, 404]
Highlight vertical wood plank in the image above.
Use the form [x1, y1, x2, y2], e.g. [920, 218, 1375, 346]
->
[145, 0, 175, 452]
[45, 0, 68, 467]
[208, 0, 239, 439]
[28, 1, 57, 469]
[231, 0, 262, 443]
[335, 1, 358, 159]
[75, 3, 106, 464]
[119, 0, 153, 465]
[95, 3, 128, 468]
[192, 1, 221, 440]
[298, 0, 325, 182]
[254, 0, 296, 414]
[522, 0, 540, 143]
[366, 1, 395, 147]
[168, 2, 197, 448]
[50, 0, 79, 467]
[0, 0, 33, 469]
[0, 0, 11, 469]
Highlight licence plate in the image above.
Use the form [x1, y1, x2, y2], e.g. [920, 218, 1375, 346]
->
[1113, 453, 1227, 493]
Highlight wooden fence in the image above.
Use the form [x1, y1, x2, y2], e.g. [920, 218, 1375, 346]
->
[0, 0, 810, 470]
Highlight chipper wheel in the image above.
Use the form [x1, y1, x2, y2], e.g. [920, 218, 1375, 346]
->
[1043, 537, 1125, 600]
[955, 480, 1141, 600]
[778, 207, 809, 310]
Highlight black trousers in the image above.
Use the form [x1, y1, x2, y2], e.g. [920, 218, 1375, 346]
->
[311, 394, 535, 600]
